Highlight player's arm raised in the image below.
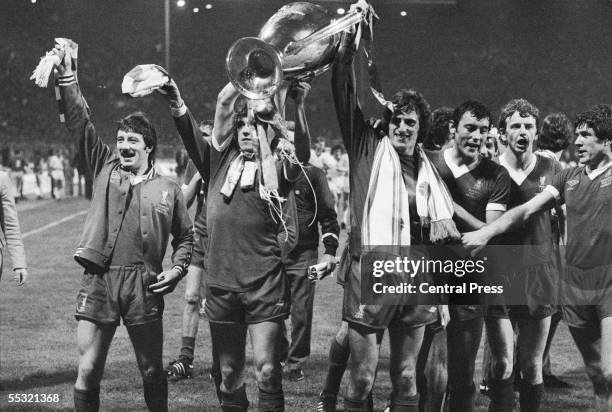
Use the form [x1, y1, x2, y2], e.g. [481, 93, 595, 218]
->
[55, 46, 114, 179]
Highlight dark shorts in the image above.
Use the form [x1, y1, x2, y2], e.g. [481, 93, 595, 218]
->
[486, 263, 557, 320]
[190, 232, 207, 270]
[561, 264, 612, 328]
[75, 265, 164, 327]
[205, 268, 290, 324]
[342, 256, 437, 330]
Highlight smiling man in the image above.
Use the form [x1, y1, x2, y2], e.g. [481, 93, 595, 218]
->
[463, 103, 612, 411]
[426, 100, 511, 411]
[52, 48, 193, 412]
[326, 6, 462, 409]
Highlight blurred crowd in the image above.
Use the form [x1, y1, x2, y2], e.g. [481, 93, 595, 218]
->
[0, 144, 90, 201]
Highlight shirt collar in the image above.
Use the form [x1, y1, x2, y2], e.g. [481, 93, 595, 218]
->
[584, 161, 612, 180]
[126, 166, 157, 186]
[499, 152, 538, 186]
[443, 148, 479, 179]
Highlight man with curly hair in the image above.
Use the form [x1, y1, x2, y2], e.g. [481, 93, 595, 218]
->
[326, 8, 461, 409]
[463, 103, 612, 411]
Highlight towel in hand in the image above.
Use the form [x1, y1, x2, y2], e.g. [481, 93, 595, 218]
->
[121, 65, 169, 97]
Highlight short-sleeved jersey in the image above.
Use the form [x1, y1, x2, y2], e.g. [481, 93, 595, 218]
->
[547, 163, 612, 269]
[499, 153, 561, 266]
[428, 149, 511, 230]
[206, 144, 291, 292]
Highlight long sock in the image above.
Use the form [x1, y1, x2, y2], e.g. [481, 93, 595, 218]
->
[179, 336, 196, 361]
[448, 382, 475, 412]
[211, 363, 223, 403]
[258, 387, 285, 411]
[344, 396, 370, 412]
[488, 377, 514, 412]
[519, 381, 544, 412]
[74, 386, 100, 412]
[221, 385, 249, 411]
[143, 375, 168, 412]
[390, 393, 419, 412]
[321, 338, 350, 396]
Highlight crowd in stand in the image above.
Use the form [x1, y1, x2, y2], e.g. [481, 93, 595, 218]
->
[0, 145, 90, 200]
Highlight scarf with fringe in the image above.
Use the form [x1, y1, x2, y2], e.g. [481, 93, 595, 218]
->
[361, 137, 459, 249]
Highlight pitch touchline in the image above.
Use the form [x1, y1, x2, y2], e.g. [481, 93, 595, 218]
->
[22, 210, 88, 239]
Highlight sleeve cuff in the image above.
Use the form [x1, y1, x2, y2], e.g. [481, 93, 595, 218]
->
[57, 74, 76, 86]
[486, 203, 507, 212]
[170, 103, 187, 118]
[321, 233, 339, 242]
[172, 265, 186, 279]
[544, 185, 560, 200]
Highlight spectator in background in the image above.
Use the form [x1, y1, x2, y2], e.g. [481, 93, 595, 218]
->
[535, 112, 576, 389]
[481, 127, 502, 160]
[9, 150, 26, 202]
[174, 149, 189, 184]
[328, 145, 349, 229]
[63, 147, 75, 197]
[34, 152, 49, 199]
[423, 106, 454, 151]
[537, 112, 576, 168]
[310, 136, 335, 173]
[48, 148, 65, 199]
[0, 170, 28, 285]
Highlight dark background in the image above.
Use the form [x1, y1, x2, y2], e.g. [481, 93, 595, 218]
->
[1, 0, 611, 148]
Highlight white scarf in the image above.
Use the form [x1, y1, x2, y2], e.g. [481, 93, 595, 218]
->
[362, 137, 459, 249]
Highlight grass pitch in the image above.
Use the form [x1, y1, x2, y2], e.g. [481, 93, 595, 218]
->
[0, 198, 595, 411]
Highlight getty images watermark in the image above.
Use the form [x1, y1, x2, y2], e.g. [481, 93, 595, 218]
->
[370, 254, 503, 295]
[358, 245, 611, 307]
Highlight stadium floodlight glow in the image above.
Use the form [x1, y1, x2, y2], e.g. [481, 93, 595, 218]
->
[193, 7, 199, 13]
[176, 0, 186, 7]
[337, 7, 346, 15]
[205, 3, 212, 9]
[400, 10, 407, 16]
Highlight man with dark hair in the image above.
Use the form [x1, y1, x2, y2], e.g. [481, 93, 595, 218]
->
[423, 106, 454, 151]
[159, 75, 312, 410]
[166, 121, 213, 381]
[311, 136, 335, 173]
[483, 98, 562, 412]
[538, 112, 573, 159]
[53, 49, 193, 412]
[426, 100, 511, 411]
[464, 103, 612, 411]
[329, 6, 460, 410]
[535, 112, 575, 389]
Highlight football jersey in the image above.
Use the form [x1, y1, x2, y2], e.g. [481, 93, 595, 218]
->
[547, 163, 612, 269]
[428, 149, 511, 231]
[499, 153, 562, 267]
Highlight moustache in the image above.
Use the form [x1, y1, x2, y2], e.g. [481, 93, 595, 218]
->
[119, 149, 136, 158]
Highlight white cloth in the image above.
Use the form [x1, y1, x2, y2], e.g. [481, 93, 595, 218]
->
[121, 65, 169, 97]
[362, 138, 457, 248]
